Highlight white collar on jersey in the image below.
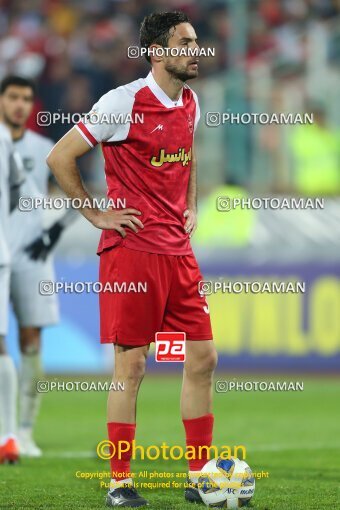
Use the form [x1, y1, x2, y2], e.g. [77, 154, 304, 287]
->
[145, 72, 183, 108]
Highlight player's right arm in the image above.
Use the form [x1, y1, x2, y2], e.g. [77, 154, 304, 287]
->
[46, 127, 143, 237]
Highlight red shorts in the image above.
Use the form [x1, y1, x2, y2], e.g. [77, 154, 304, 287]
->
[99, 246, 213, 346]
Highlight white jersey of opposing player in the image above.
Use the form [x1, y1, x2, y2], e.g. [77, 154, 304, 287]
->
[10, 129, 54, 258]
[0, 123, 13, 266]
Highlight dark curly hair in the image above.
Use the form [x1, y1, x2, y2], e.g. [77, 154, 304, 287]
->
[140, 11, 190, 63]
[0, 75, 36, 96]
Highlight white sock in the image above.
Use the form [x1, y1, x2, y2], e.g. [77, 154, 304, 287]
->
[110, 477, 133, 489]
[19, 352, 42, 433]
[0, 354, 18, 440]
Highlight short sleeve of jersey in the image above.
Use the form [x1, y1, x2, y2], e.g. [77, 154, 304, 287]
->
[192, 91, 200, 132]
[75, 84, 139, 147]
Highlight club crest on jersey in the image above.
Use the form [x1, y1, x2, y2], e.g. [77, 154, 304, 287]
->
[187, 113, 193, 133]
[150, 147, 192, 168]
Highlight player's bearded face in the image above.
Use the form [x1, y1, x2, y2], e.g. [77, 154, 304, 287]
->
[164, 58, 199, 82]
[163, 23, 199, 82]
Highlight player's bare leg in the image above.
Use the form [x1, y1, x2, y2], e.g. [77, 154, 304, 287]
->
[0, 336, 19, 464]
[108, 344, 149, 423]
[106, 344, 149, 507]
[181, 340, 217, 418]
[181, 340, 218, 502]
[18, 327, 43, 457]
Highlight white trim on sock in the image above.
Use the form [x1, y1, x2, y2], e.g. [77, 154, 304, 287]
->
[110, 477, 133, 489]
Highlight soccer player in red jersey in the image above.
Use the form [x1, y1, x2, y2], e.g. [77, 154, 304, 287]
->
[47, 11, 217, 507]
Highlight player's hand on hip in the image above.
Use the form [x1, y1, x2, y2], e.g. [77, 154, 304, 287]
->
[183, 208, 197, 238]
[91, 209, 144, 237]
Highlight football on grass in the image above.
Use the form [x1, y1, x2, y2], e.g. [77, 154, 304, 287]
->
[198, 457, 255, 508]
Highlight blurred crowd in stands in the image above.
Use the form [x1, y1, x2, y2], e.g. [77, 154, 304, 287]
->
[1, 0, 340, 193]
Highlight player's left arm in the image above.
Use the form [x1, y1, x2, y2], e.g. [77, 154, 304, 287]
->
[183, 142, 197, 238]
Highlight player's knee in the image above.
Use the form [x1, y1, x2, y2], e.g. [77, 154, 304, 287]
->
[206, 348, 218, 373]
[200, 349, 218, 376]
[120, 358, 146, 386]
[19, 328, 41, 354]
[186, 348, 218, 378]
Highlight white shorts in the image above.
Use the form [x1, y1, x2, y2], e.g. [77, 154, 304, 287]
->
[0, 265, 10, 336]
[10, 258, 59, 328]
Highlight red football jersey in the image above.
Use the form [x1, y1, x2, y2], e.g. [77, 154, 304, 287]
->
[75, 72, 200, 255]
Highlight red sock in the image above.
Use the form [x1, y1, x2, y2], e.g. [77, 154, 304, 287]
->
[183, 413, 214, 472]
[107, 422, 136, 479]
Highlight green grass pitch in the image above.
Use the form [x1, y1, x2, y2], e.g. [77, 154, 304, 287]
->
[1, 374, 339, 509]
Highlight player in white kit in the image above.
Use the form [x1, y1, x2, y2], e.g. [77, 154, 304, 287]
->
[0, 76, 74, 457]
[0, 121, 25, 463]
